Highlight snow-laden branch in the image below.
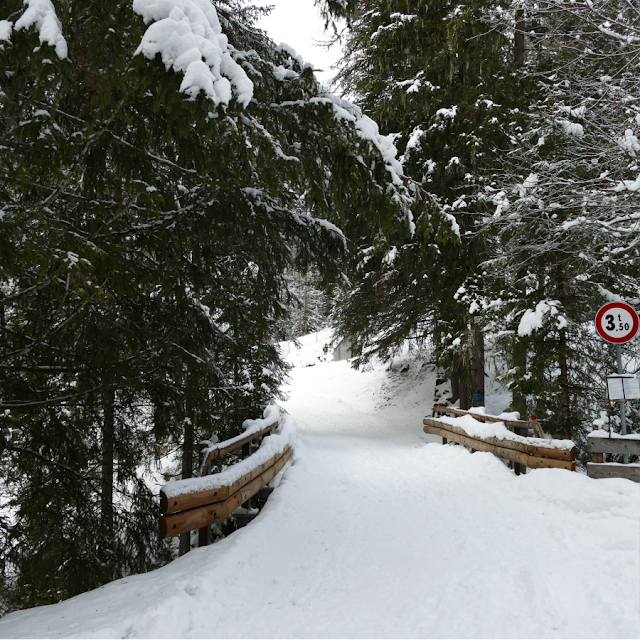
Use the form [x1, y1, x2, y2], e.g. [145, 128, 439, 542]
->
[11, 0, 68, 59]
[133, 0, 253, 107]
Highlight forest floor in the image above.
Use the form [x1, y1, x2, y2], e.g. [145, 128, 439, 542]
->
[0, 335, 639, 638]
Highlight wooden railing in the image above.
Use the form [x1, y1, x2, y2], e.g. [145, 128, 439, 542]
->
[424, 406, 576, 472]
[431, 406, 545, 438]
[159, 410, 293, 544]
[587, 428, 640, 482]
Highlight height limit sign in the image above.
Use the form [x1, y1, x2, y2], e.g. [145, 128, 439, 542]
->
[595, 302, 639, 344]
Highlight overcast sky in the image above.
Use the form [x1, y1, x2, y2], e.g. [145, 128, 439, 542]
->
[255, 0, 344, 87]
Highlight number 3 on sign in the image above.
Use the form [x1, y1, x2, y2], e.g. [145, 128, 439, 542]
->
[595, 302, 639, 344]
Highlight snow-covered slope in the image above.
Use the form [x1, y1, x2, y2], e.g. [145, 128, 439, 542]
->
[0, 345, 638, 638]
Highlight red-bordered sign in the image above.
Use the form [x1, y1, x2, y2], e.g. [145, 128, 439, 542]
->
[595, 302, 639, 344]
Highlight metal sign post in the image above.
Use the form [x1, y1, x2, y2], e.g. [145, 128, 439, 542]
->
[595, 302, 640, 463]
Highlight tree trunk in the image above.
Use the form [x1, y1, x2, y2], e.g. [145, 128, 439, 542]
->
[515, 9, 525, 67]
[179, 416, 195, 556]
[471, 324, 485, 407]
[459, 380, 472, 410]
[558, 331, 572, 440]
[512, 341, 527, 419]
[555, 252, 571, 439]
[450, 373, 460, 405]
[101, 388, 115, 533]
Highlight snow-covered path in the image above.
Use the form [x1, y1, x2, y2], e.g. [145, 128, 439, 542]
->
[1, 356, 639, 638]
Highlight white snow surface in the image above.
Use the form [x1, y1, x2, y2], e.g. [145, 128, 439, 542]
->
[14, 0, 67, 59]
[133, 0, 253, 107]
[1, 341, 639, 638]
[590, 430, 640, 440]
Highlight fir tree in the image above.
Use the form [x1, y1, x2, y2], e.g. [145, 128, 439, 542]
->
[327, 0, 529, 407]
[0, 0, 412, 609]
[475, 0, 640, 446]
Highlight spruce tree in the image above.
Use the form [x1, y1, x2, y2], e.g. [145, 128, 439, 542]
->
[0, 0, 412, 609]
[327, 0, 529, 408]
[476, 0, 640, 446]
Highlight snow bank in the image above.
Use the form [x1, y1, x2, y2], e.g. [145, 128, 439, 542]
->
[433, 413, 575, 450]
[133, 0, 253, 107]
[164, 408, 294, 499]
[13, 0, 68, 59]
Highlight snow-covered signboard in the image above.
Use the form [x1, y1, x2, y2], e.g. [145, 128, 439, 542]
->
[595, 302, 639, 344]
[607, 375, 640, 402]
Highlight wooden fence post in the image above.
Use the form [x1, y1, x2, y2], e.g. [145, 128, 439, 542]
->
[198, 443, 211, 547]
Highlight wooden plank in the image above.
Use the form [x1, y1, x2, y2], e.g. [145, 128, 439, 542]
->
[433, 406, 544, 438]
[423, 421, 575, 471]
[160, 447, 293, 539]
[587, 462, 640, 482]
[200, 421, 279, 471]
[423, 418, 575, 461]
[587, 436, 640, 457]
[161, 445, 292, 515]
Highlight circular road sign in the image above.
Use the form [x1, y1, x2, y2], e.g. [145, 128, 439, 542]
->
[595, 302, 639, 344]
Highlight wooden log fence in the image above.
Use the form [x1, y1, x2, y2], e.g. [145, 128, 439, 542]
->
[424, 408, 576, 472]
[587, 428, 640, 482]
[431, 406, 545, 438]
[159, 416, 292, 545]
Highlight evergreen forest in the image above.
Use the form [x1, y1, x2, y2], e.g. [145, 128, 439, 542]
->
[1, 0, 639, 614]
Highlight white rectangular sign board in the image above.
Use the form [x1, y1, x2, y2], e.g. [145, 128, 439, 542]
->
[607, 375, 640, 401]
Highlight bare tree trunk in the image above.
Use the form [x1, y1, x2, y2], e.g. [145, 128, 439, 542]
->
[512, 341, 527, 419]
[515, 9, 525, 66]
[101, 388, 115, 533]
[555, 251, 571, 439]
[179, 416, 194, 556]
[450, 373, 460, 405]
[459, 380, 472, 410]
[471, 324, 485, 407]
[558, 331, 572, 440]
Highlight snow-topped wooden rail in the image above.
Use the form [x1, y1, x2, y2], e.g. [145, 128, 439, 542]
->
[159, 407, 294, 541]
[431, 406, 546, 438]
[587, 429, 640, 482]
[424, 407, 576, 472]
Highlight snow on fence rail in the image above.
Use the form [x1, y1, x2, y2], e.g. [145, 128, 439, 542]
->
[431, 405, 546, 438]
[424, 407, 576, 472]
[587, 428, 640, 482]
[159, 406, 294, 542]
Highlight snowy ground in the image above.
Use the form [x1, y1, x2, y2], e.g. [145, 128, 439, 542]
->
[1, 341, 639, 638]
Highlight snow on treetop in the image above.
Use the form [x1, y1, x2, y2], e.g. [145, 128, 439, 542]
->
[518, 300, 567, 337]
[13, 0, 68, 59]
[133, 0, 253, 107]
